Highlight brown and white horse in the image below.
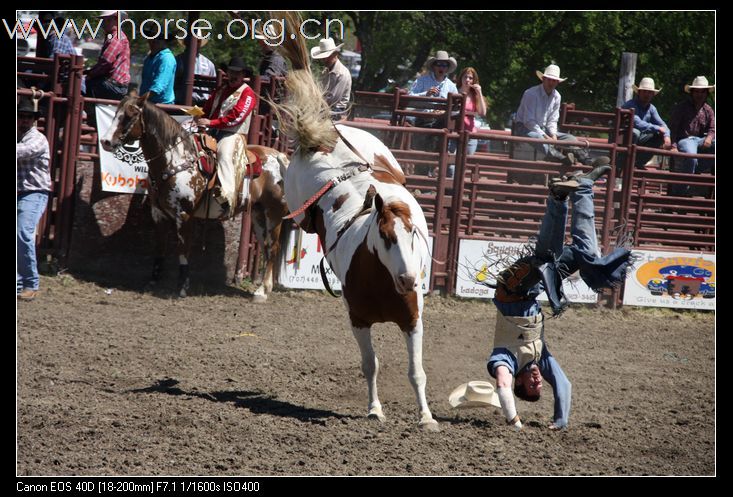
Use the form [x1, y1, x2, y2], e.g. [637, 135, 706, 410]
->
[273, 13, 438, 430]
[100, 93, 289, 300]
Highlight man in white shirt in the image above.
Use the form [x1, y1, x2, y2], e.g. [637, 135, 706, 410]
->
[311, 38, 352, 120]
[514, 64, 587, 166]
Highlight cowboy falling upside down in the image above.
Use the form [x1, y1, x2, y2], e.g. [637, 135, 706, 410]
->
[480, 158, 635, 431]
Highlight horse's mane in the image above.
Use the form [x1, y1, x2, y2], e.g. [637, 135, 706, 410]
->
[270, 11, 338, 151]
[135, 97, 194, 154]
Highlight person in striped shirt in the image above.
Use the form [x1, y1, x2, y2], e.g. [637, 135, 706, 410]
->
[84, 11, 130, 100]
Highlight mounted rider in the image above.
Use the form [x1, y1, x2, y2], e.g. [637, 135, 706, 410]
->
[196, 56, 257, 217]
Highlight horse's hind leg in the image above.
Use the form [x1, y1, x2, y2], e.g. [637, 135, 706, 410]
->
[251, 207, 269, 303]
[404, 318, 439, 431]
[351, 326, 385, 422]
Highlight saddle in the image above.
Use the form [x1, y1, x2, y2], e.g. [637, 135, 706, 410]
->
[192, 132, 263, 180]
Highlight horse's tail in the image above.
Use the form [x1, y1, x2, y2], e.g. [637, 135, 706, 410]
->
[271, 11, 338, 151]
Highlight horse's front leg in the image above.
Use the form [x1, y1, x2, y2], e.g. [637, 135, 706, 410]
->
[149, 206, 168, 288]
[251, 207, 269, 303]
[351, 325, 385, 422]
[404, 317, 439, 431]
[176, 215, 194, 298]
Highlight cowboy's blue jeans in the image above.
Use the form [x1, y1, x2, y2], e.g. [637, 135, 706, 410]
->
[677, 136, 715, 174]
[515, 122, 576, 161]
[535, 178, 598, 271]
[17, 191, 49, 292]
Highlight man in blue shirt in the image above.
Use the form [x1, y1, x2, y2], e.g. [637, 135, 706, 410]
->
[622, 77, 672, 168]
[485, 157, 634, 430]
[409, 50, 459, 98]
[140, 27, 177, 105]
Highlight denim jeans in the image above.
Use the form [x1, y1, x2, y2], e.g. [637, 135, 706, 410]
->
[535, 179, 598, 271]
[632, 128, 664, 167]
[668, 136, 715, 196]
[17, 191, 49, 292]
[514, 122, 578, 162]
[86, 77, 128, 101]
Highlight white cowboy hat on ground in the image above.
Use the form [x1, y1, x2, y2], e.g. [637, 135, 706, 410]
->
[311, 38, 343, 59]
[685, 75, 715, 93]
[426, 50, 457, 74]
[536, 64, 567, 82]
[448, 380, 501, 409]
[633, 77, 661, 94]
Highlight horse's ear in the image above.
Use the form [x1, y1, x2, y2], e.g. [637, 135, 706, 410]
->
[138, 92, 150, 105]
[374, 192, 384, 214]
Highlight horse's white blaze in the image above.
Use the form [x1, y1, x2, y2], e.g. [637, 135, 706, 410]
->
[100, 110, 123, 149]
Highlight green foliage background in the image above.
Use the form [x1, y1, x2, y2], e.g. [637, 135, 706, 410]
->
[72, 10, 715, 127]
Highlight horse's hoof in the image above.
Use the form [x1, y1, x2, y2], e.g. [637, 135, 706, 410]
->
[419, 419, 440, 432]
[252, 294, 268, 303]
[367, 408, 386, 422]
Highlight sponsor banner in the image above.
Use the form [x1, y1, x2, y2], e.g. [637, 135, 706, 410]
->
[455, 238, 598, 303]
[95, 104, 193, 194]
[623, 250, 715, 310]
[279, 229, 433, 294]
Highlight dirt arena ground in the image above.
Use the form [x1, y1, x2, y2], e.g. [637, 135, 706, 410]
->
[17, 274, 715, 476]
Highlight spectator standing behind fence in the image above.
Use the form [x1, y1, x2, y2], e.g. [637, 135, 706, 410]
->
[256, 24, 288, 116]
[84, 10, 130, 100]
[17, 99, 52, 302]
[513, 64, 588, 166]
[621, 77, 672, 169]
[174, 28, 216, 107]
[458, 67, 487, 156]
[139, 26, 177, 105]
[310, 38, 351, 120]
[36, 11, 75, 58]
[409, 50, 459, 98]
[667, 76, 716, 197]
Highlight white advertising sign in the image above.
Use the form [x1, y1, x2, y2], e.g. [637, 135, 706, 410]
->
[455, 238, 598, 303]
[95, 104, 193, 194]
[622, 250, 715, 310]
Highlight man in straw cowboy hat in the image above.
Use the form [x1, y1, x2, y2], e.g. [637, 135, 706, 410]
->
[85, 11, 130, 100]
[197, 56, 258, 217]
[17, 98, 52, 301]
[174, 26, 216, 107]
[311, 37, 352, 120]
[409, 50, 459, 98]
[667, 76, 715, 196]
[622, 76, 672, 168]
[514, 63, 590, 167]
[474, 157, 635, 430]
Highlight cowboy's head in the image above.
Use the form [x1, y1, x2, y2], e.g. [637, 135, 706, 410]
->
[97, 10, 119, 33]
[225, 56, 248, 87]
[633, 77, 661, 106]
[426, 50, 457, 80]
[310, 38, 343, 67]
[514, 362, 543, 401]
[536, 64, 567, 94]
[684, 75, 714, 107]
[18, 98, 41, 134]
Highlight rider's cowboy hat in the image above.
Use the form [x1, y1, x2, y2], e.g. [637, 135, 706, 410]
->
[310, 38, 343, 59]
[536, 64, 567, 83]
[633, 77, 661, 94]
[18, 98, 41, 117]
[426, 50, 457, 74]
[97, 10, 119, 18]
[226, 56, 247, 72]
[448, 381, 501, 409]
[684, 75, 715, 93]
